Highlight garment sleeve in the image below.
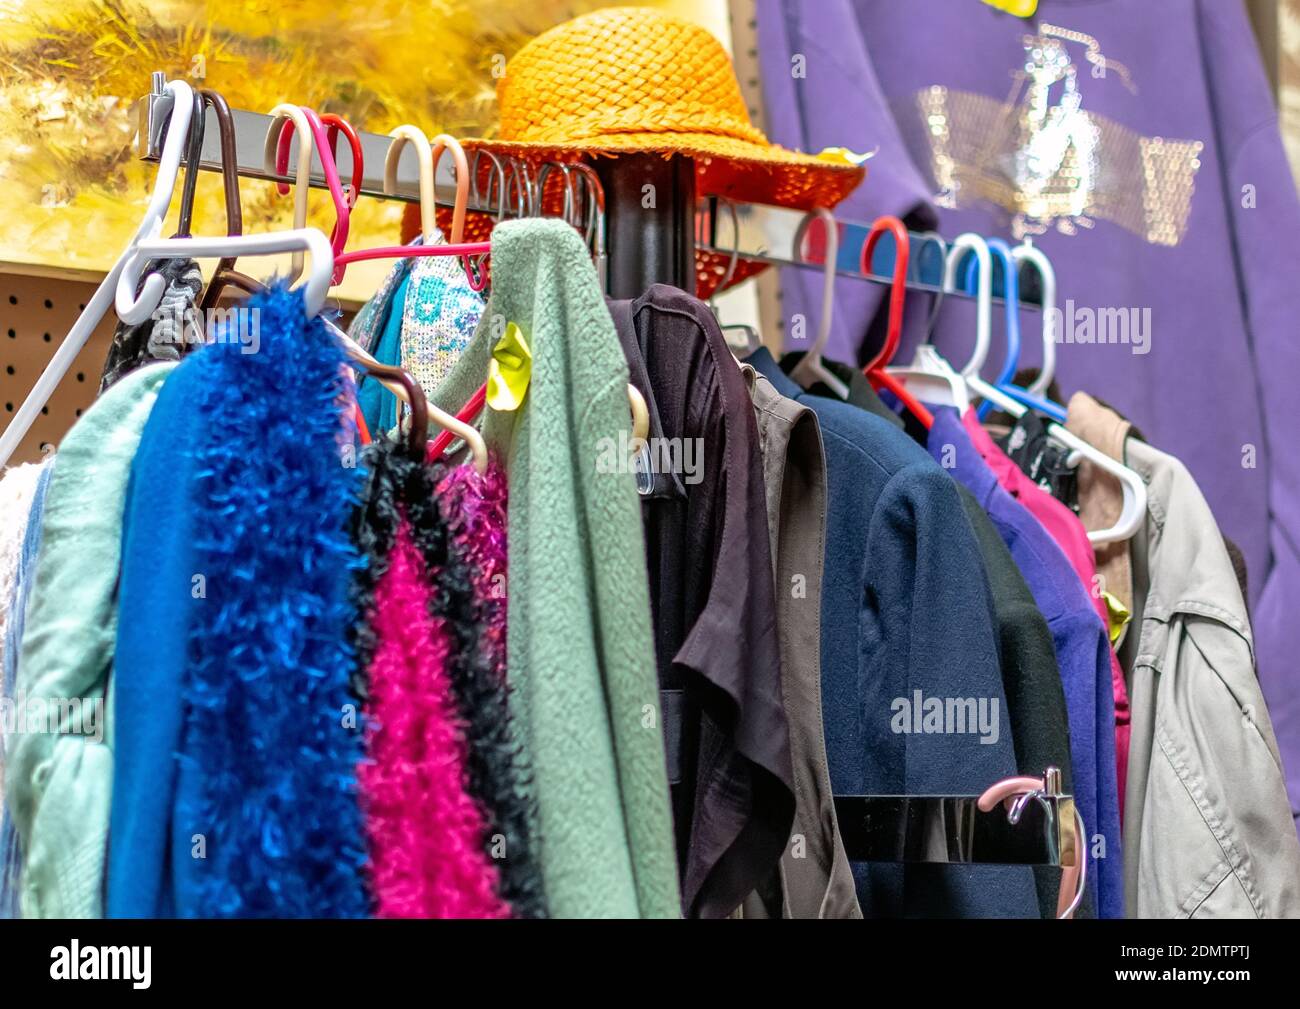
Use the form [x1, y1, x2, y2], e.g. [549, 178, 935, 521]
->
[1198, 0, 1300, 831]
[1133, 613, 1300, 917]
[755, 0, 938, 364]
[856, 463, 1038, 917]
[578, 375, 684, 919]
[672, 357, 795, 919]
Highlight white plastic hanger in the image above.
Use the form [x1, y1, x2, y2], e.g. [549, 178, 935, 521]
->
[893, 232, 1143, 543]
[896, 344, 972, 414]
[118, 227, 335, 320]
[948, 232, 993, 377]
[788, 207, 848, 399]
[261, 103, 316, 284]
[885, 232, 991, 411]
[931, 235, 1143, 544]
[962, 372, 1146, 545]
[0, 78, 196, 467]
[1012, 238, 1058, 398]
[383, 124, 470, 243]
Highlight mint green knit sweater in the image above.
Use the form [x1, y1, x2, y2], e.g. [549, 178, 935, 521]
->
[7, 362, 174, 918]
[432, 219, 680, 918]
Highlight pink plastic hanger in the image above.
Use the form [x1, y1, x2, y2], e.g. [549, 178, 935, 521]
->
[265, 105, 351, 283]
[276, 113, 364, 207]
[333, 126, 490, 280]
[978, 773, 1086, 919]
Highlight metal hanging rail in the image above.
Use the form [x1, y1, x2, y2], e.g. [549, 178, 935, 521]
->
[697, 198, 1042, 308]
[133, 76, 1040, 308]
[133, 74, 490, 211]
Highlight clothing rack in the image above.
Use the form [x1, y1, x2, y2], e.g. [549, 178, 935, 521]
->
[130, 76, 1071, 873]
[133, 77, 1038, 307]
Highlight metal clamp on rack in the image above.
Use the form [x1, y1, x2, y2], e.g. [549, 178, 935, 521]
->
[833, 767, 1076, 868]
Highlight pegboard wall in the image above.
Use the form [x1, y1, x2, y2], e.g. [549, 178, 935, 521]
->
[0, 270, 363, 469]
[1, 272, 116, 466]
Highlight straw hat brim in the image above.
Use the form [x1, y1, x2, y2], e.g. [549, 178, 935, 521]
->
[457, 131, 866, 211]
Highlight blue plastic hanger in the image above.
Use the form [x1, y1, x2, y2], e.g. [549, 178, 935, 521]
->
[962, 236, 1067, 422]
[961, 238, 1020, 419]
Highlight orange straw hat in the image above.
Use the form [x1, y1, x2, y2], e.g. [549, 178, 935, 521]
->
[474, 6, 866, 209]
[410, 6, 867, 297]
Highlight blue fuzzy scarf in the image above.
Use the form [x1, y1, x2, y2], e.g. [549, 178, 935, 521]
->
[175, 282, 369, 917]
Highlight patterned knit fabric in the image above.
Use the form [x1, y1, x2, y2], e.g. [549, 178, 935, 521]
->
[399, 231, 484, 394]
[98, 258, 202, 393]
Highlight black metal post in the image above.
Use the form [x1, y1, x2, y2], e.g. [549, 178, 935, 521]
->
[592, 152, 696, 298]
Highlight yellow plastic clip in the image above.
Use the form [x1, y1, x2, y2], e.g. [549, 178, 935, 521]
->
[487, 321, 532, 412]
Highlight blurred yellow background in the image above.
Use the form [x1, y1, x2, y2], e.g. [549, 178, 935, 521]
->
[0, 0, 729, 300]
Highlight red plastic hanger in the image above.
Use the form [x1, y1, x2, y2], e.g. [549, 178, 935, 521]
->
[427, 384, 487, 462]
[277, 113, 364, 206]
[860, 215, 934, 429]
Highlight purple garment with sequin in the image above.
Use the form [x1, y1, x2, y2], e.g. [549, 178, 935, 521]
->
[756, 0, 1300, 831]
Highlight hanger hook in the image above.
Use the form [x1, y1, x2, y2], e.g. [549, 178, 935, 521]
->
[978, 771, 1087, 920]
[1012, 240, 1058, 397]
[713, 196, 743, 298]
[505, 155, 533, 218]
[911, 230, 948, 335]
[429, 133, 470, 245]
[968, 237, 1020, 390]
[115, 79, 196, 325]
[262, 104, 323, 284]
[471, 147, 508, 222]
[859, 215, 911, 371]
[938, 232, 992, 376]
[319, 113, 364, 210]
[172, 90, 206, 239]
[384, 124, 437, 242]
[272, 107, 351, 284]
[568, 162, 606, 267]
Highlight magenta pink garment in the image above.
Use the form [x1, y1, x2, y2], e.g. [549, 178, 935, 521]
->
[437, 459, 508, 682]
[962, 410, 1131, 817]
[359, 517, 511, 919]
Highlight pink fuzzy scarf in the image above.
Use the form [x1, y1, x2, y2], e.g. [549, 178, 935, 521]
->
[360, 516, 510, 919]
[437, 460, 509, 680]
